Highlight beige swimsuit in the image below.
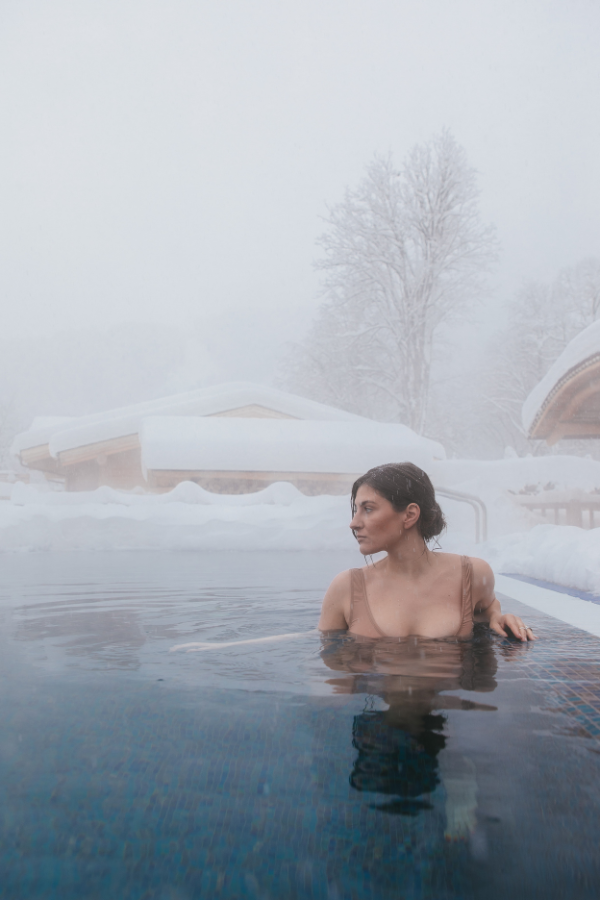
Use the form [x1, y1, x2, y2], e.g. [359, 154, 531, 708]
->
[348, 555, 475, 639]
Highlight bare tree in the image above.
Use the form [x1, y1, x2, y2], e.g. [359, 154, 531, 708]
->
[283, 131, 496, 432]
[555, 257, 600, 328]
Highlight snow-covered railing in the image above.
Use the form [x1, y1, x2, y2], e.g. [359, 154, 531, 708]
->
[517, 491, 600, 529]
[436, 488, 488, 543]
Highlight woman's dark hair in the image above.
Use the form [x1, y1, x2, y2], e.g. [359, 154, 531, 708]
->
[351, 462, 446, 543]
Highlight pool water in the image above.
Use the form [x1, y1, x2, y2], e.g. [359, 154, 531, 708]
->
[1, 551, 600, 899]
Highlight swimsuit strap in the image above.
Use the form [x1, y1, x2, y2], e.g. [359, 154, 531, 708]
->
[349, 568, 388, 637]
[459, 555, 475, 635]
[348, 568, 362, 629]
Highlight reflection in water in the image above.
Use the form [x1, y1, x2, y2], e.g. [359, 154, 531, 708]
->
[351, 707, 445, 816]
[321, 625, 499, 832]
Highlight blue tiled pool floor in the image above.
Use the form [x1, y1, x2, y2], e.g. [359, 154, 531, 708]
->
[0, 551, 599, 899]
[2, 679, 474, 900]
[519, 657, 600, 737]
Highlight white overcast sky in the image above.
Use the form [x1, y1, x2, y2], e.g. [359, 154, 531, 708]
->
[1, 0, 599, 355]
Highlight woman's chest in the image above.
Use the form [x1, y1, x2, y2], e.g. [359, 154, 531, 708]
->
[365, 577, 464, 638]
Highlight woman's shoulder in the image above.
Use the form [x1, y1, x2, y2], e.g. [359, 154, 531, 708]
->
[319, 569, 354, 630]
[430, 554, 493, 591]
[464, 555, 494, 576]
[325, 568, 354, 597]
[467, 557, 495, 590]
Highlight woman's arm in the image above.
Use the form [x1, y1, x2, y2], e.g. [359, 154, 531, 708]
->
[318, 570, 352, 631]
[471, 558, 536, 641]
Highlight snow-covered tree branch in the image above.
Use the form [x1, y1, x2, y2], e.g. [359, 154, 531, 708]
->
[282, 131, 497, 433]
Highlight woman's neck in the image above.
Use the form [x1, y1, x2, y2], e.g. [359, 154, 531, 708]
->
[376, 532, 434, 577]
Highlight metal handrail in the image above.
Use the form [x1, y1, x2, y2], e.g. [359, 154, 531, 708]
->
[435, 487, 488, 543]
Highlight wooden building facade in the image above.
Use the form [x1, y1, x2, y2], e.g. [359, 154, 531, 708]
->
[524, 322, 600, 444]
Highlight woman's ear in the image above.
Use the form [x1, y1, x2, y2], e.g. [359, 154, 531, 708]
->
[403, 503, 421, 530]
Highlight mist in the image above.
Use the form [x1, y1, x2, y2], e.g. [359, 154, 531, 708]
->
[1, 0, 599, 443]
[4, 7, 600, 891]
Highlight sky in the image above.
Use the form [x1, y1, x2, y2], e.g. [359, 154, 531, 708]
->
[1, 0, 599, 386]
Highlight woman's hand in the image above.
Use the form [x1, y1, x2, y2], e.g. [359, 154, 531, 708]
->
[471, 563, 536, 642]
[488, 613, 536, 641]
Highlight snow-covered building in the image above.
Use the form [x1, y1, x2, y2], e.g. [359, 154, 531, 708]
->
[11, 382, 445, 493]
[523, 321, 600, 444]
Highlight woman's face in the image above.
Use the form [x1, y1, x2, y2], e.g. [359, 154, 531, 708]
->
[350, 484, 419, 555]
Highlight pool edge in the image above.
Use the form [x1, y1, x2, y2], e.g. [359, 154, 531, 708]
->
[495, 573, 600, 638]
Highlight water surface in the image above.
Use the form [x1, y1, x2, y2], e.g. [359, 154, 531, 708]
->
[1, 551, 599, 899]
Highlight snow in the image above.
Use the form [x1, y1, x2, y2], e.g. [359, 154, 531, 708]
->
[432, 456, 600, 595]
[2, 484, 600, 594]
[29, 416, 76, 431]
[430, 455, 600, 540]
[11, 382, 369, 456]
[140, 417, 445, 474]
[474, 526, 600, 596]
[48, 417, 142, 456]
[432, 455, 600, 494]
[522, 320, 600, 433]
[4, 454, 600, 596]
[1, 482, 356, 552]
[9, 480, 305, 508]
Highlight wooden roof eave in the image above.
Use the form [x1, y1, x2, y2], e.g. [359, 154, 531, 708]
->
[529, 355, 600, 444]
[19, 444, 62, 474]
[55, 434, 141, 467]
[20, 434, 141, 473]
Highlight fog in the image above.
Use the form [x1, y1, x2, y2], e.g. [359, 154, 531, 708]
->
[5, 10, 600, 892]
[1, 0, 599, 447]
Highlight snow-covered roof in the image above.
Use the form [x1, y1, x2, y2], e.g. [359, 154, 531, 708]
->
[11, 382, 370, 458]
[29, 416, 76, 431]
[140, 416, 445, 474]
[522, 321, 600, 434]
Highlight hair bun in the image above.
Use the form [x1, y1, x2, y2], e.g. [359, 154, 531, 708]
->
[351, 462, 446, 543]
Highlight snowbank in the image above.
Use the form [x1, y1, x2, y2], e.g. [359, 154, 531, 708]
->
[4, 461, 600, 596]
[468, 525, 600, 597]
[0, 482, 356, 553]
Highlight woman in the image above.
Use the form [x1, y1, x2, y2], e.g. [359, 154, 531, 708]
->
[319, 462, 535, 642]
